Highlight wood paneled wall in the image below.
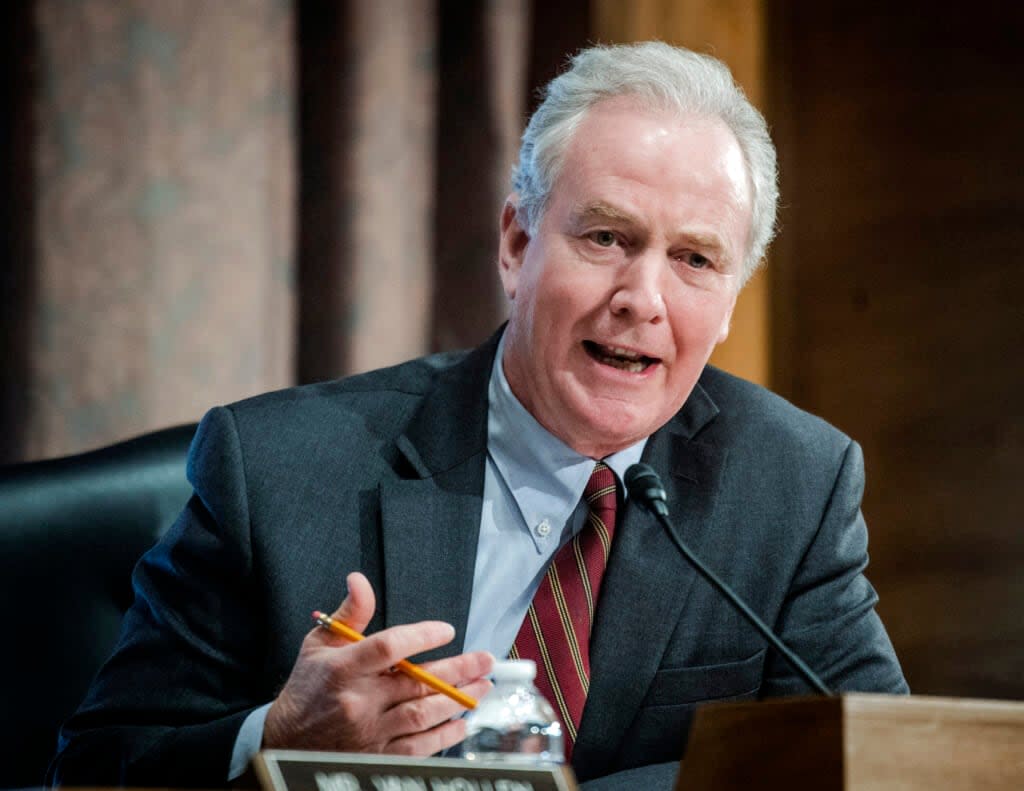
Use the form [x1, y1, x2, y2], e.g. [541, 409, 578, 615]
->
[766, 3, 1024, 697]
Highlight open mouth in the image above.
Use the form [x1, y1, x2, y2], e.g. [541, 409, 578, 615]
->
[583, 340, 660, 373]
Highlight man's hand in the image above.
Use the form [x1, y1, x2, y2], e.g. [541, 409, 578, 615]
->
[263, 572, 494, 755]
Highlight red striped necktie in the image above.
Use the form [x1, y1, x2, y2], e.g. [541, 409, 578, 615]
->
[509, 461, 619, 761]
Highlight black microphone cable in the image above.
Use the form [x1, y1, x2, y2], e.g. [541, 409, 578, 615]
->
[625, 462, 833, 696]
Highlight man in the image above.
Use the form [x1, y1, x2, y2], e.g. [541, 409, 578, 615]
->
[50, 42, 906, 790]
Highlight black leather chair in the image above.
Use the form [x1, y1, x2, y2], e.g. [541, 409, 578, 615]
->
[0, 423, 197, 789]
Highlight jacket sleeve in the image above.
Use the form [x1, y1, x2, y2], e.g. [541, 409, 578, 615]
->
[48, 407, 272, 788]
[760, 439, 908, 697]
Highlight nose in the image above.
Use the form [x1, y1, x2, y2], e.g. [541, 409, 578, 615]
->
[608, 253, 667, 323]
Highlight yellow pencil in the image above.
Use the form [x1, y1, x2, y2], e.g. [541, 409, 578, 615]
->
[312, 610, 478, 710]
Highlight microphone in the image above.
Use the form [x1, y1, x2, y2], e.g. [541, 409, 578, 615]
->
[624, 462, 833, 696]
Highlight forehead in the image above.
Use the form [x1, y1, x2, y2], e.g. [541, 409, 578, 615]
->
[562, 96, 750, 195]
[549, 97, 753, 254]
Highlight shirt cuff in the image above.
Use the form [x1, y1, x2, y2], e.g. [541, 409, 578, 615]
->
[229, 702, 273, 780]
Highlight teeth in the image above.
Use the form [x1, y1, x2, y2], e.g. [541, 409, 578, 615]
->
[606, 346, 642, 360]
[589, 343, 651, 372]
[604, 358, 646, 372]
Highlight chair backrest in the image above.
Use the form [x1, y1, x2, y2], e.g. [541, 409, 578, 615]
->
[0, 423, 197, 789]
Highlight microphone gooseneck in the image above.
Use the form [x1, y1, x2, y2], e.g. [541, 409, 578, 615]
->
[624, 462, 833, 697]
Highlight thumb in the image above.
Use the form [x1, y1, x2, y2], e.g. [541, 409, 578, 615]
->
[327, 571, 376, 635]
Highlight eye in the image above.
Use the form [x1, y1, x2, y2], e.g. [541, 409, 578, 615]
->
[675, 251, 711, 269]
[589, 230, 617, 247]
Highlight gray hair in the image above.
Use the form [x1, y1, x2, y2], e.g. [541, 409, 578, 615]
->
[511, 41, 778, 284]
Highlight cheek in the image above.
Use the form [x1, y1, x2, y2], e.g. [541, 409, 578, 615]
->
[670, 293, 736, 350]
[527, 268, 590, 323]
[540, 256, 615, 314]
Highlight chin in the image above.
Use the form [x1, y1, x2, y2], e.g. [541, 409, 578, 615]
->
[551, 385, 662, 455]
[568, 415, 650, 458]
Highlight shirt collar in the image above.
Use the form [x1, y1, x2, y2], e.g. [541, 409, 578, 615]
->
[487, 334, 648, 534]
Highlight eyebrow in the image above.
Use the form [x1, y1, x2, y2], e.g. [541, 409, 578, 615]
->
[680, 231, 727, 256]
[571, 202, 640, 227]
[572, 201, 729, 256]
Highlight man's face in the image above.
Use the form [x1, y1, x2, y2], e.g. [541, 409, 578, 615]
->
[499, 97, 752, 458]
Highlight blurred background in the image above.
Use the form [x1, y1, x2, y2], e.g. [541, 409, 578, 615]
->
[1, 0, 1021, 703]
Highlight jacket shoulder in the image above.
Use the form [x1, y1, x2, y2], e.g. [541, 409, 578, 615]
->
[228, 350, 469, 426]
[188, 350, 474, 480]
[697, 365, 853, 461]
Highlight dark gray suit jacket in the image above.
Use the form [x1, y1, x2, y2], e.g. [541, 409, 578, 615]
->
[50, 332, 907, 789]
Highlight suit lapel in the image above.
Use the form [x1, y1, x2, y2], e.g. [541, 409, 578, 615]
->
[573, 382, 727, 779]
[378, 334, 500, 661]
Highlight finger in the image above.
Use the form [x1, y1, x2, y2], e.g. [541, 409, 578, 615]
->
[418, 651, 495, 689]
[379, 677, 493, 740]
[385, 715, 470, 758]
[382, 672, 493, 745]
[380, 650, 495, 704]
[332, 572, 376, 633]
[310, 572, 377, 647]
[341, 620, 457, 676]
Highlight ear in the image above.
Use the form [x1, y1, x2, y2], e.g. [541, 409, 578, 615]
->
[498, 195, 530, 300]
[715, 290, 739, 344]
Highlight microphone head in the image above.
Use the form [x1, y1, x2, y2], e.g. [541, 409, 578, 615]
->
[624, 463, 669, 517]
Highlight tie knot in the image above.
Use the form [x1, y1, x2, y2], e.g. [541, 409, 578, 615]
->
[584, 461, 618, 507]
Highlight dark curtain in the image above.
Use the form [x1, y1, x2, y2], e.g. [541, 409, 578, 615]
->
[0, 0, 590, 463]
